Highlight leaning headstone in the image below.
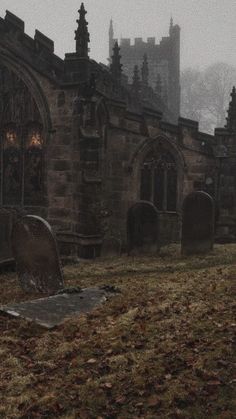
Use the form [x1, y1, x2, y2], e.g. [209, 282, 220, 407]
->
[12, 215, 64, 293]
[181, 191, 214, 255]
[127, 201, 160, 255]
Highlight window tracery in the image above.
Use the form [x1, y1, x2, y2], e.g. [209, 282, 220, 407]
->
[140, 147, 177, 211]
[0, 65, 44, 206]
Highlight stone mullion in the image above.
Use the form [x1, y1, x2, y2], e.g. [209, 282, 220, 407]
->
[163, 169, 168, 211]
[0, 129, 3, 206]
[151, 168, 155, 203]
[21, 124, 25, 207]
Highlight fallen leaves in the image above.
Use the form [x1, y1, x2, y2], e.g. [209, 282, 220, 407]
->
[102, 382, 113, 389]
[115, 395, 126, 404]
[147, 394, 161, 407]
[86, 358, 97, 364]
[0, 244, 235, 417]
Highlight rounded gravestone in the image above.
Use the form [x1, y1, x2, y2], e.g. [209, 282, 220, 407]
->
[181, 191, 215, 255]
[127, 201, 160, 255]
[12, 215, 64, 293]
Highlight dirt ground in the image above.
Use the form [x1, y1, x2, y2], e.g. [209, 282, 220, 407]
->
[0, 244, 235, 418]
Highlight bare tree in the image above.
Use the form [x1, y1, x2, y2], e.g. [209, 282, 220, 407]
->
[181, 68, 203, 121]
[181, 62, 236, 134]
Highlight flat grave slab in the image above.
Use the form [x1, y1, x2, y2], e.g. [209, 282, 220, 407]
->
[0, 287, 116, 329]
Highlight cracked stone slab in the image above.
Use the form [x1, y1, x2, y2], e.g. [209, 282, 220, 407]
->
[0, 287, 114, 329]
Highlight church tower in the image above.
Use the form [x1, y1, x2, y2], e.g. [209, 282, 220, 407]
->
[108, 16, 181, 122]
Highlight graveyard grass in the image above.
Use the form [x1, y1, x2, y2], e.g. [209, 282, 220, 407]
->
[0, 244, 235, 418]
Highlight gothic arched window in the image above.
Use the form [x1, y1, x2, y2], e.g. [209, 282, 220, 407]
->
[140, 148, 177, 211]
[0, 65, 44, 206]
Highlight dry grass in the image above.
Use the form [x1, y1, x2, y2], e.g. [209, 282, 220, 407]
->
[0, 244, 235, 418]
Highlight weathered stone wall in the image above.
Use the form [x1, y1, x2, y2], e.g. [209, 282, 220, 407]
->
[0, 10, 220, 259]
[214, 129, 236, 242]
[100, 108, 215, 249]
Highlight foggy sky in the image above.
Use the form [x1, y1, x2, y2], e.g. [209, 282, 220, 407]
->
[0, 0, 235, 70]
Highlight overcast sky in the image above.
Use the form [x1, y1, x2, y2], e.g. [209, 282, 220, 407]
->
[0, 0, 235, 70]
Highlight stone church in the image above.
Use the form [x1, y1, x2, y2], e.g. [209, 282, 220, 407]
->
[0, 3, 235, 261]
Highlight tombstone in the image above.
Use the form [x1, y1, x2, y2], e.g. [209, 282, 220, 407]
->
[0, 286, 117, 329]
[12, 215, 64, 293]
[181, 191, 214, 255]
[127, 201, 160, 255]
[101, 236, 122, 257]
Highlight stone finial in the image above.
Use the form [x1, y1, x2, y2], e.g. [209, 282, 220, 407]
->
[132, 65, 141, 94]
[155, 73, 162, 96]
[110, 41, 122, 82]
[169, 16, 174, 34]
[75, 2, 90, 57]
[109, 18, 114, 38]
[109, 18, 114, 60]
[141, 54, 149, 87]
[225, 86, 236, 131]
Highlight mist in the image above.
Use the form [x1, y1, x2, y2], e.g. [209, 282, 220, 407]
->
[0, 0, 235, 69]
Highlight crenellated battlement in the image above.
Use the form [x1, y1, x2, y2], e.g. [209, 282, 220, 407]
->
[120, 36, 158, 47]
[117, 23, 180, 49]
[0, 10, 64, 82]
[109, 19, 181, 122]
[34, 30, 54, 53]
[1, 10, 54, 54]
[5, 10, 25, 32]
[147, 37, 155, 45]
[120, 38, 130, 47]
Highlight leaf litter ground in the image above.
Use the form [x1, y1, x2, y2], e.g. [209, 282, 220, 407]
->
[0, 244, 235, 418]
